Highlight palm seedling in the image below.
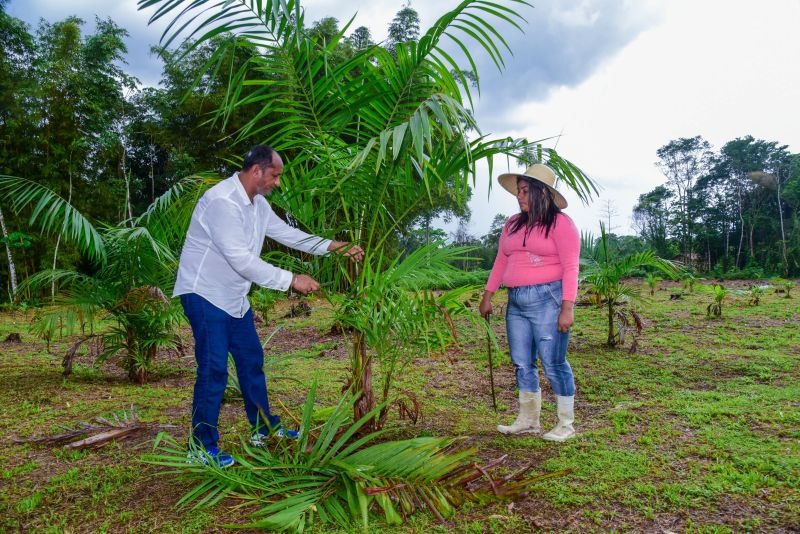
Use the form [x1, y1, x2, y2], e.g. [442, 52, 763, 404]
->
[0, 176, 185, 383]
[681, 271, 697, 292]
[581, 223, 679, 347]
[705, 284, 727, 317]
[137, 0, 599, 424]
[771, 277, 794, 298]
[749, 285, 765, 306]
[644, 273, 662, 296]
[784, 279, 795, 298]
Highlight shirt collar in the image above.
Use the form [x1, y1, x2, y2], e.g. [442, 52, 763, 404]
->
[232, 172, 254, 206]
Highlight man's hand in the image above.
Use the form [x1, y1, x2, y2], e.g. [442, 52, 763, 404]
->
[329, 241, 364, 262]
[291, 274, 320, 294]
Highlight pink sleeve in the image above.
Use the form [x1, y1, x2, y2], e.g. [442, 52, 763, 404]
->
[554, 214, 580, 301]
[485, 221, 510, 292]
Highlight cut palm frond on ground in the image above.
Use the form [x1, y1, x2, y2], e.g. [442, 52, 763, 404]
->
[145, 384, 563, 531]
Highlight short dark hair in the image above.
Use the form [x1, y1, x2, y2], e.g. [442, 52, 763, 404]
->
[242, 145, 276, 171]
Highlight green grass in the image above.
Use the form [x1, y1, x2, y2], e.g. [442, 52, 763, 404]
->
[1, 282, 799, 531]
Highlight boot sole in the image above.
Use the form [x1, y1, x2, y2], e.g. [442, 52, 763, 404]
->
[542, 431, 575, 442]
[497, 427, 541, 435]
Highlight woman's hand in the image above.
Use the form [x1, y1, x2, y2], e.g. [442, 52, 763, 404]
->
[558, 300, 575, 332]
[478, 291, 494, 318]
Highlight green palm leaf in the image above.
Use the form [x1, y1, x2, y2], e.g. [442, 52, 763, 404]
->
[0, 174, 105, 262]
[145, 383, 553, 531]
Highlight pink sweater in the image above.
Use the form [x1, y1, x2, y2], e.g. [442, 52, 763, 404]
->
[486, 212, 580, 301]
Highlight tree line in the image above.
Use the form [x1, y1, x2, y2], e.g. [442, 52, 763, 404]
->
[633, 135, 800, 277]
[441, 135, 800, 278]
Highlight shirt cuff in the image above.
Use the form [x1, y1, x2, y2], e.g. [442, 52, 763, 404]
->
[277, 269, 294, 291]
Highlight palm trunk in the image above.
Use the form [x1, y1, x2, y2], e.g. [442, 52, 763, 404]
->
[0, 206, 18, 300]
[352, 331, 376, 428]
[378, 351, 397, 424]
[607, 300, 615, 346]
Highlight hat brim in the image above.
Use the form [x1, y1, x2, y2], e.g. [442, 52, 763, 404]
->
[498, 173, 568, 209]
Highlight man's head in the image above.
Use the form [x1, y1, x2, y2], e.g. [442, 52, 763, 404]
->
[241, 145, 283, 198]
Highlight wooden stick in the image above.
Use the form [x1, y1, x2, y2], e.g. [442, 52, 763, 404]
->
[485, 314, 497, 412]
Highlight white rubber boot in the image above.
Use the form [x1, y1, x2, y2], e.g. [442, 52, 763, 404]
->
[497, 390, 541, 434]
[542, 395, 575, 442]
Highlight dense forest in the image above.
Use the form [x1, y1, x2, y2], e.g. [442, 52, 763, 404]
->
[1, 1, 798, 306]
[633, 135, 800, 277]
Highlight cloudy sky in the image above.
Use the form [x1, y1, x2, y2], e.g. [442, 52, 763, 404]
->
[7, 0, 800, 237]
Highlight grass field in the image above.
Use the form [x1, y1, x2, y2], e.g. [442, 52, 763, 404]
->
[1, 279, 798, 533]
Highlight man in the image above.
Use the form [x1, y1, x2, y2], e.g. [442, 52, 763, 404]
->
[174, 145, 363, 466]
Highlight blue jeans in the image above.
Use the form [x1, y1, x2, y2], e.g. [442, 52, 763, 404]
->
[180, 293, 281, 450]
[506, 280, 575, 396]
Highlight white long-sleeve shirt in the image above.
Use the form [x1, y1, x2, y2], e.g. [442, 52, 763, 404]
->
[173, 173, 331, 317]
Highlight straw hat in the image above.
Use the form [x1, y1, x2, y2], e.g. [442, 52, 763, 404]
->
[498, 163, 568, 209]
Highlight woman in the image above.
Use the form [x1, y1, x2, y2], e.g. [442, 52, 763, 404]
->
[479, 164, 580, 442]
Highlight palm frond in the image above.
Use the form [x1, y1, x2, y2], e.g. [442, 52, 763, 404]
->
[144, 383, 552, 530]
[137, 173, 222, 249]
[0, 175, 105, 262]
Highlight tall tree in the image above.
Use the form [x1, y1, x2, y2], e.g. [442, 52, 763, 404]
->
[387, 5, 420, 50]
[597, 199, 620, 235]
[481, 213, 507, 249]
[0, 2, 34, 299]
[745, 147, 794, 276]
[704, 136, 785, 268]
[632, 185, 673, 258]
[655, 136, 712, 258]
[348, 26, 373, 50]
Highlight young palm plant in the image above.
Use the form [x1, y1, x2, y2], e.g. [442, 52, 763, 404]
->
[137, 0, 599, 423]
[581, 223, 679, 347]
[644, 273, 662, 296]
[681, 271, 698, 292]
[0, 175, 184, 383]
[771, 277, 794, 298]
[748, 284, 765, 306]
[703, 284, 727, 317]
[146, 383, 557, 531]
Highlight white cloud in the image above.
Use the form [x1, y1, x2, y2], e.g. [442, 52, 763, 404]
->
[550, 1, 601, 27]
[463, 0, 800, 238]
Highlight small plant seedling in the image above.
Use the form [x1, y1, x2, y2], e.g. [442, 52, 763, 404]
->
[707, 284, 727, 317]
[749, 285, 765, 306]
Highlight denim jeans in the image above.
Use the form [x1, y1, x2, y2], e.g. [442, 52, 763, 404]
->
[180, 293, 281, 450]
[506, 280, 575, 396]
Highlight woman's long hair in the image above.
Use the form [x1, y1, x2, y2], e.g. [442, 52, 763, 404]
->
[507, 177, 561, 242]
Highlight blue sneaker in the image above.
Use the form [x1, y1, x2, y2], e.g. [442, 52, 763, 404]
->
[186, 446, 235, 468]
[275, 426, 300, 440]
[250, 426, 299, 447]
